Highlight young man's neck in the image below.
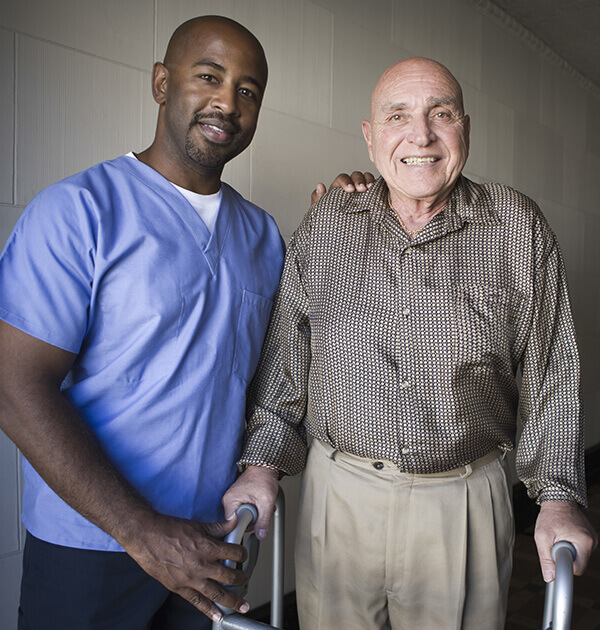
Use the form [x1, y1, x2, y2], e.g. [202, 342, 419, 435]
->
[135, 146, 223, 195]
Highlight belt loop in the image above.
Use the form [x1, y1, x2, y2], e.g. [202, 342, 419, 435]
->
[460, 464, 473, 479]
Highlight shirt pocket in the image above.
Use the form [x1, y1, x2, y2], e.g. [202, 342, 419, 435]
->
[453, 283, 518, 371]
[233, 289, 274, 383]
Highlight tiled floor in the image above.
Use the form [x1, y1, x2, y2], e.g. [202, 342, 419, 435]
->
[506, 483, 600, 629]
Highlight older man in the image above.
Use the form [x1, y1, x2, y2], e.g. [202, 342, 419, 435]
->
[224, 57, 597, 629]
[0, 16, 284, 629]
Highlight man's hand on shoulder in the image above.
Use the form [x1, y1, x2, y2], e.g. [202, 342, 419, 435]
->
[222, 465, 279, 541]
[311, 171, 376, 205]
[534, 500, 598, 582]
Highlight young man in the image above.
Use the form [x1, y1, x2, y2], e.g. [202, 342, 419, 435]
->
[0, 16, 282, 629]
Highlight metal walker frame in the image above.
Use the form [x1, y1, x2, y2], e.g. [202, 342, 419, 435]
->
[213, 488, 286, 630]
[542, 541, 576, 630]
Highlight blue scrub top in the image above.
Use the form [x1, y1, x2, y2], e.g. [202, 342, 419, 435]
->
[0, 156, 285, 551]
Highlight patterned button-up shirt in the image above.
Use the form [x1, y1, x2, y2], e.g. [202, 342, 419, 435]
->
[240, 176, 586, 506]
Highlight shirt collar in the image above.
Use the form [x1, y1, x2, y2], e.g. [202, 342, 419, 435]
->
[340, 175, 502, 228]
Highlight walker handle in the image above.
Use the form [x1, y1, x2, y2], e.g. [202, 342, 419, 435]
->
[542, 541, 576, 630]
[219, 503, 260, 615]
[214, 489, 286, 629]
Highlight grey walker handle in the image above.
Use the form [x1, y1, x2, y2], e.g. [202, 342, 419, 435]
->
[214, 488, 285, 629]
[542, 541, 576, 630]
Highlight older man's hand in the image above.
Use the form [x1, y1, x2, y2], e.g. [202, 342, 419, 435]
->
[223, 466, 280, 541]
[534, 500, 598, 582]
[311, 171, 376, 205]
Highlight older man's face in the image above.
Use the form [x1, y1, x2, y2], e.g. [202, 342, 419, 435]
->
[363, 59, 470, 206]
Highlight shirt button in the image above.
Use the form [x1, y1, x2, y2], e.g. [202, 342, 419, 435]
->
[373, 461, 384, 470]
[401, 307, 410, 316]
[401, 447, 411, 455]
[399, 380, 410, 389]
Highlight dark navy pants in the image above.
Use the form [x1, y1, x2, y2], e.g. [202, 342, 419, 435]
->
[19, 533, 211, 630]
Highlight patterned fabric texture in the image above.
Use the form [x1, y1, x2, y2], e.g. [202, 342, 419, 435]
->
[240, 176, 586, 506]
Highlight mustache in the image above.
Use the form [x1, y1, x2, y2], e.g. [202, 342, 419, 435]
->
[192, 112, 240, 134]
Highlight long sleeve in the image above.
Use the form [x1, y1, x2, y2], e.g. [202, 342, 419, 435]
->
[516, 228, 586, 507]
[239, 229, 312, 476]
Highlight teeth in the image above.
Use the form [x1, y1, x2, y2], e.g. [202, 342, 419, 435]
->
[402, 157, 436, 165]
[201, 123, 230, 134]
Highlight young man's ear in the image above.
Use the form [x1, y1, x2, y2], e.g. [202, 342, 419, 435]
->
[151, 62, 169, 105]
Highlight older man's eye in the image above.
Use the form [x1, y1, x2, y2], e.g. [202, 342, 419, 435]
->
[432, 110, 457, 123]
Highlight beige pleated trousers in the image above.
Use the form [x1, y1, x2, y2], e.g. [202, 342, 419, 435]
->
[295, 440, 515, 630]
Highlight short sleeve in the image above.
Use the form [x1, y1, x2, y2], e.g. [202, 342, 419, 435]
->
[0, 183, 96, 353]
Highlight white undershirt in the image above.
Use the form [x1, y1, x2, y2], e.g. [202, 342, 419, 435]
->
[125, 152, 221, 233]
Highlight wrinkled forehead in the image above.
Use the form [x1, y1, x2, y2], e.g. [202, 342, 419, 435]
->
[371, 60, 464, 116]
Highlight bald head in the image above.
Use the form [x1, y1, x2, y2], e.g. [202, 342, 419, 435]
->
[371, 57, 465, 119]
[164, 15, 268, 82]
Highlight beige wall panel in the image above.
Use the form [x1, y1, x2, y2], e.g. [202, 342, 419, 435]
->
[0, 30, 14, 204]
[569, 272, 599, 345]
[583, 211, 600, 270]
[251, 109, 374, 240]
[0, 435, 20, 557]
[485, 99, 516, 187]
[1, 0, 153, 69]
[312, 0, 393, 35]
[540, 199, 585, 276]
[586, 94, 600, 160]
[582, 151, 600, 216]
[16, 37, 153, 205]
[0, 552, 22, 629]
[540, 61, 588, 147]
[512, 115, 564, 204]
[462, 86, 488, 181]
[392, 0, 483, 89]
[584, 392, 600, 446]
[0, 206, 24, 250]
[331, 15, 403, 136]
[562, 139, 587, 209]
[222, 148, 252, 201]
[481, 19, 541, 121]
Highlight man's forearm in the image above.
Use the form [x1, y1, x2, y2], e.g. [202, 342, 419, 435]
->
[0, 380, 154, 546]
[0, 320, 253, 620]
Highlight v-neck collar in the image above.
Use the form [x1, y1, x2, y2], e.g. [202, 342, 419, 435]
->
[112, 156, 233, 275]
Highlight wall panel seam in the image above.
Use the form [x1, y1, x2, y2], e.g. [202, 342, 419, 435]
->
[2, 27, 151, 74]
[12, 31, 17, 206]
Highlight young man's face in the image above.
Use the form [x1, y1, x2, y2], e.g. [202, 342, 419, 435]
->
[158, 22, 268, 173]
